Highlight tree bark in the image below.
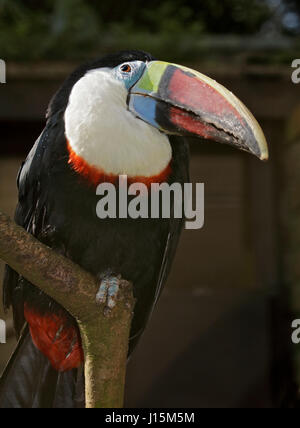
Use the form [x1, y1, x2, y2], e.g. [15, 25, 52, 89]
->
[0, 211, 135, 408]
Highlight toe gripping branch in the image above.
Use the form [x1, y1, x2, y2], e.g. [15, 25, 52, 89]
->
[96, 274, 123, 316]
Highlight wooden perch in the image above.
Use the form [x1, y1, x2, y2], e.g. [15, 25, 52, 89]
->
[0, 211, 135, 408]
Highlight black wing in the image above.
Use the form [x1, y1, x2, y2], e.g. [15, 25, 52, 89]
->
[3, 112, 64, 335]
[128, 137, 190, 351]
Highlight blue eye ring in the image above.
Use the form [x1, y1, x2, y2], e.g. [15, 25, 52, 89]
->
[120, 64, 132, 73]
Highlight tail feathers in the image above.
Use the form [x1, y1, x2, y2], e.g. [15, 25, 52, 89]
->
[0, 326, 85, 408]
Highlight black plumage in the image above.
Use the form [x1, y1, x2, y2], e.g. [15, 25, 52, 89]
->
[0, 50, 189, 408]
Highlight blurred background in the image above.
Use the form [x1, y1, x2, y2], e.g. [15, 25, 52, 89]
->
[1, 0, 300, 408]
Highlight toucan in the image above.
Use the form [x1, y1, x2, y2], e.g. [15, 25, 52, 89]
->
[0, 50, 268, 408]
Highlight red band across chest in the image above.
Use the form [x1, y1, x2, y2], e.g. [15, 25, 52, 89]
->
[67, 140, 172, 187]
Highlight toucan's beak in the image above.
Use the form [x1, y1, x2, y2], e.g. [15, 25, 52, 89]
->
[128, 61, 268, 160]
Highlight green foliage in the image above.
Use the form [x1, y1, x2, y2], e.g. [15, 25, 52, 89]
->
[0, 0, 296, 61]
[0, 0, 100, 60]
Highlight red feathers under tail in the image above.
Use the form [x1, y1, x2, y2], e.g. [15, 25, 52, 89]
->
[24, 305, 84, 372]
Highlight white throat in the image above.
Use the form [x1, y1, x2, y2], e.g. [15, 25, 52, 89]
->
[64, 69, 172, 177]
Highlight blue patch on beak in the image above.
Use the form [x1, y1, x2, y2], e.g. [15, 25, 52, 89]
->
[129, 94, 159, 129]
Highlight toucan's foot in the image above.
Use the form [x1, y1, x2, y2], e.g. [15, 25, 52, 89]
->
[96, 274, 121, 316]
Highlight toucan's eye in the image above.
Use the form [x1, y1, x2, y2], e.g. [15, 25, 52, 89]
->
[120, 64, 132, 73]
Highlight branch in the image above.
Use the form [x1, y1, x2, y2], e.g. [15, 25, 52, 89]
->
[0, 211, 135, 408]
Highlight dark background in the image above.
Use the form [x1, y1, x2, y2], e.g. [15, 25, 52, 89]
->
[1, 0, 300, 408]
